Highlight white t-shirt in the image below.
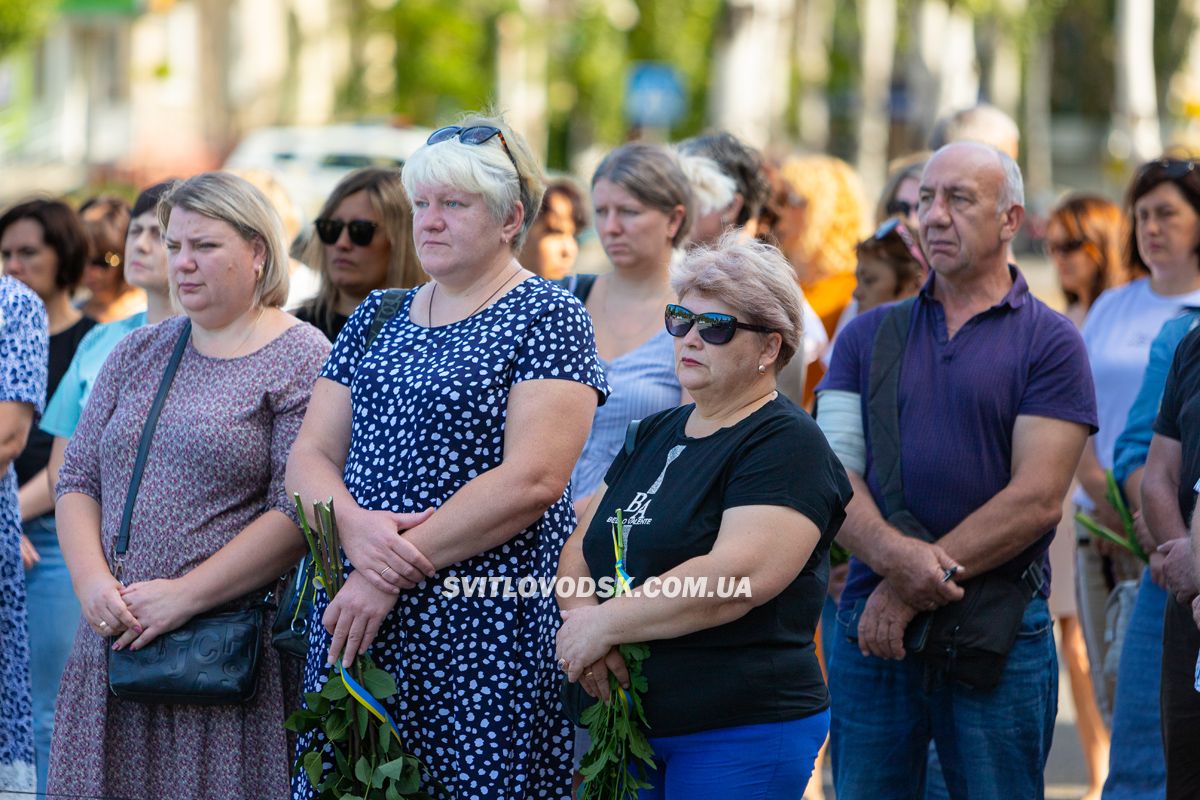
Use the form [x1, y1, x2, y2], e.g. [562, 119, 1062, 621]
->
[1074, 277, 1200, 509]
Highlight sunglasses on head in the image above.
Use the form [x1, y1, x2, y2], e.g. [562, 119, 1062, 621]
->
[1139, 158, 1198, 180]
[664, 303, 775, 345]
[314, 218, 379, 247]
[873, 217, 928, 272]
[427, 125, 523, 185]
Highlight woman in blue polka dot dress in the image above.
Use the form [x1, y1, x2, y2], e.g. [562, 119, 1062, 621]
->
[287, 113, 608, 800]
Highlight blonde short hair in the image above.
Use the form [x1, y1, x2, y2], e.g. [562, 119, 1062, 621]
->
[158, 172, 290, 308]
[401, 112, 545, 250]
[671, 233, 804, 370]
[777, 154, 869, 281]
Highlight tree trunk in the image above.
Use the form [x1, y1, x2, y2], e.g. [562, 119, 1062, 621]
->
[496, 0, 549, 162]
[1024, 28, 1053, 209]
[906, 0, 978, 146]
[795, 0, 834, 152]
[1113, 0, 1162, 164]
[710, 0, 793, 149]
[855, 0, 897, 202]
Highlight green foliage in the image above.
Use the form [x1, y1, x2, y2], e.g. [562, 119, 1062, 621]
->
[288, 495, 436, 800]
[0, 0, 53, 59]
[577, 643, 654, 800]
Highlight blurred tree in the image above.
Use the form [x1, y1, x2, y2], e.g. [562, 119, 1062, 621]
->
[0, 0, 54, 59]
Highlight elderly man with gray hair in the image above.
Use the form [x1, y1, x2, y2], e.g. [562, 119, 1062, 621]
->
[815, 142, 1097, 799]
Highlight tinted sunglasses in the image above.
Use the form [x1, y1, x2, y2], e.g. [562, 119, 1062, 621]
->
[1138, 158, 1197, 180]
[91, 250, 122, 269]
[885, 199, 915, 218]
[314, 218, 378, 247]
[1044, 238, 1086, 257]
[427, 125, 523, 185]
[873, 217, 928, 272]
[664, 303, 775, 345]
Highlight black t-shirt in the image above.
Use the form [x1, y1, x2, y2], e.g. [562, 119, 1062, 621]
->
[582, 394, 852, 737]
[292, 304, 349, 344]
[1154, 324, 1200, 522]
[15, 315, 97, 487]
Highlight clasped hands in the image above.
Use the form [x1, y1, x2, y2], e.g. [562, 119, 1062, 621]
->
[323, 506, 436, 667]
[856, 537, 964, 660]
[81, 573, 199, 652]
[556, 604, 630, 705]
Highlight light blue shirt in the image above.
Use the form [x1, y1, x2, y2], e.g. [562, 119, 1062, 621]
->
[1113, 308, 1200, 487]
[40, 311, 147, 439]
[570, 329, 680, 499]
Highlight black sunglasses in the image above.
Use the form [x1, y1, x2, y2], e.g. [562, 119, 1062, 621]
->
[90, 250, 122, 269]
[314, 218, 378, 247]
[885, 199, 915, 218]
[664, 303, 775, 345]
[873, 217, 928, 272]
[428, 125, 523, 185]
[1138, 158, 1197, 180]
[1044, 238, 1086, 257]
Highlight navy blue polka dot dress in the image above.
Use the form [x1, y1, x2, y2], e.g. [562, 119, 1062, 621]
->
[294, 278, 608, 800]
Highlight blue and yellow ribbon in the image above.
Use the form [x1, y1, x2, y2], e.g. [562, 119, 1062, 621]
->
[337, 662, 402, 742]
[611, 509, 635, 596]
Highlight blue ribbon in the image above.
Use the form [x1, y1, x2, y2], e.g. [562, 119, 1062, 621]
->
[337, 662, 402, 743]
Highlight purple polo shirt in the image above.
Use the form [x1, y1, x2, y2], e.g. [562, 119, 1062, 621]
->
[819, 266, 1097, 609]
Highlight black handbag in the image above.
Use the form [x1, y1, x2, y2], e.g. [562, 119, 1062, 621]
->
[106, 320, 265, 705]
[867, 299, 1041, 692]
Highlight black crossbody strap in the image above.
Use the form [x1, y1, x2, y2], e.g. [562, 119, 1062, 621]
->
[365, 288, 409, 349]
[115, 320, 192, 560]
[866, 297, 919, 523]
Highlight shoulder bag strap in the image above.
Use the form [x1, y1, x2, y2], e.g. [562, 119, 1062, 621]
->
[365, 288, 409, 349]
[866, 297, 922, 525]
[113, 320, 192, 568]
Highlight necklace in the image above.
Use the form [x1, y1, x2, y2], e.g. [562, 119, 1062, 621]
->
[428, 263, 522, 326]
[200, 306, 265, 359]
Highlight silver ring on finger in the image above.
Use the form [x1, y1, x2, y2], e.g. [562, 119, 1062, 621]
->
[379, 565, 394, 579]
[98, 620, 109, 630]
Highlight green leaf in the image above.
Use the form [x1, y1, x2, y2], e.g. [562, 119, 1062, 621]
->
[302, 750, 324, 789]
[357, 703, 370, 739]
[362, 667, 398, 699]
[397, 759, 422, 793]
[322, 713, 350, 742]
[386, 787, 403, 800]
[355, 755, 372, 784]
[321, 676, 349, 701]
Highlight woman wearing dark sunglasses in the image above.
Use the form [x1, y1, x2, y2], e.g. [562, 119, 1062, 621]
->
[557, 235, 851, 799]
[287, 113, 608, 799]
[293, 167, 426, 342]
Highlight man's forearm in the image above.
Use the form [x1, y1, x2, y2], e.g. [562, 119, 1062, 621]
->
[1143, 473, 1186, 546]
[837, 470, 908, 573]
[937, 483, 1062, 576]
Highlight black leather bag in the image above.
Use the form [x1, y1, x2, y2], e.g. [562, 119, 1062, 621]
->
[106, 320, 264, 705]
[868, 299, 1039, 692]
[270, 556, 315, 659]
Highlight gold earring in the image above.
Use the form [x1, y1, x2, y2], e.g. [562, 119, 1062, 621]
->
[757, 364, 766, 374]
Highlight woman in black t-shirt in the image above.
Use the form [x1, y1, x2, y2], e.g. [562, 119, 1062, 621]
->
[557, 234, 852, 797]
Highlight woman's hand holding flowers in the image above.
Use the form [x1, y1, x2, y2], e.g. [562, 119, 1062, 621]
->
[339, 506, 436, 593]
[557, 604, 617, 683]
[323, 569, 400, 667]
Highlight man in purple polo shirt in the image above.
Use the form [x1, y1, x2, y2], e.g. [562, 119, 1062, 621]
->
[816, 142, 1097, 799]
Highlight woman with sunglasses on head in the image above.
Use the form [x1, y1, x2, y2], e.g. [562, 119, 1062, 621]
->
[567, 143, 691, 517]
[287, 112, 607, 799]
[78, 195, 143, 324]
[293, 167, 426, 342]
[851, 218, 926, 314]
[556, 234, 851, 799]
[48, 172, 330, 800]
[1092, 157, 1200, 800]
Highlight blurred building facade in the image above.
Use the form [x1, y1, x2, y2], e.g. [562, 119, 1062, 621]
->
[0, 0, 364, 200]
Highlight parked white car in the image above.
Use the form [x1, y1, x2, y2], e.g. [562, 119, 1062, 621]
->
[223, 124, 433, 216]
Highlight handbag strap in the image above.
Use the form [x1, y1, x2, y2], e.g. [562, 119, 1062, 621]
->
[365, 288, 409, 349]
[866, 297, 918, 522]
[114, 320, 192, 562]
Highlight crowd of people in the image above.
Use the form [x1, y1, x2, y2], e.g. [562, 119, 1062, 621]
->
[0, 102, 1197, 800]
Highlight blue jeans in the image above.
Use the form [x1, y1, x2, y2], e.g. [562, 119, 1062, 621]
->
[22, 514, 80, 798]
[636, 713, 829, 799]
[1102, 570, 1166, 800]
[830, 596, 1057, 800]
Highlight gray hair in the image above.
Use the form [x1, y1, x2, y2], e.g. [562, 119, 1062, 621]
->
[995, 148, 1025, 216]
[929, 103, 1021, 158]
[401, 112, 546, 250]
[670, 233, 804, 370]
[157, 172, 290, 308]
[677, 153, 737, 215]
